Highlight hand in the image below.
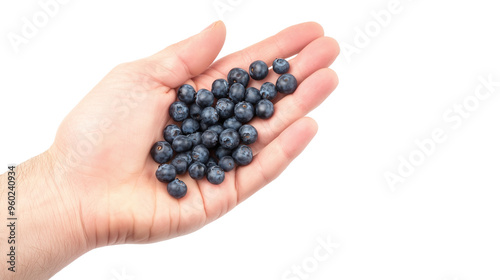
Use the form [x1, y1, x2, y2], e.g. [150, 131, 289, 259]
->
[0, 21, 339, 279]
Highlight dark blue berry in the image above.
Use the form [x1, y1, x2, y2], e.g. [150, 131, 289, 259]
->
[255, 99, 274, 119]
[207, 124, 224, 135]
[200, 107, 219, 126]
[196, 89, 214, 107]
[245, 87, 261, 104]
[150, 141, 174, 164]
[187, 132, 202, 146]
[156, 164, 176, 183]
[272, 58, 290, 74]
[215, 146, 232, 160]
[175, 152, 193, 165]
[239, 124, 258, 145]
[234, 101, 254, 123]
[227, 68, 250, 87]
[223, 117, 242, 130]
[212, 79, 229, 99]
[219, 156, 235, 172]
[189, 103, 203, 121]
[163, 124, 182, 143]
[181, 118, 200, 134]
[169, 101, 189, 122]
[201, 130, 219, 148]
[232, 145, 253, 166]
[167, 179, 187, 199]
[249, 60, 269, 80]
[228, 83, 246, 103]
[172, 135, 192, 153]
[219, 128, 240, 149]
[177, 84, 196, 104]
[206, 157, 218, 168]
[171, 157, 189, 175]
[276, 73, 298, 94]
[191, 144, 210, 164]
[260, 82, 277, 100]
[188, 162, 207, 180]
[207, 165, 225, 185]
[215, 98, 235, 119]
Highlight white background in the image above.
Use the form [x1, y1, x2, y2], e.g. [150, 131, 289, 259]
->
[1, 0, 500, 279]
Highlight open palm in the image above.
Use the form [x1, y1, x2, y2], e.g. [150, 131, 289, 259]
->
[50, 21, 339, 248]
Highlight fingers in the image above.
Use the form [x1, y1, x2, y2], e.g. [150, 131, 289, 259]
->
[145, 21, 227, 89]
[207, 22, 325, 78]
[235, 117, 318, 202]
[250, 68, 338, 153]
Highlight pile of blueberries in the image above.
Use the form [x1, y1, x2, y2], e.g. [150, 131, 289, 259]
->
[151, 58, 297, 199]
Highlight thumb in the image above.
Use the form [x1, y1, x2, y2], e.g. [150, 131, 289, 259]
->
[145, 21, 226, 89]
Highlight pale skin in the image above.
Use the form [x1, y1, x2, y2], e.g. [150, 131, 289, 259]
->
[0, 21, 339, 280]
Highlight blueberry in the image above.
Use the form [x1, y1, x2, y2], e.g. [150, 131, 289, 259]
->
[260, 82, 277, 100]
[276, 73, 298, 94]
[219, 128, 240, 150]
[171, 157, 189, 175]
[249, 60, 269, 80]
[177, 84, 196, 104]
[239, 124, 258, 145]
[191, 144, 210, 164]
[174, 152, 193, 165]
[156, 164, 176, 183]
[172, 135, 192, 153]
[245, 87, 261, 104]
[218, 156, 235, 172]
[272, 58, 290, 74]
[167, 179, 187, 199]
[212, 79, 229, 99]
[196, 89, 214, 107]
[215, 146, 232, 160]
[206, 157, 218, 168]
[227, 68, 250, 87]
[215, 98, 235, 119]
[189, 103, 203, 121]
[201, 130, 219, 148]
[187, 132, 202, 146]
[207, 124, 224, 135]
[228, 83, 246, 103]
[234, 101, 254, 123]
[223, 117, 242, 130]
[188, 162, 207, 180]
[200, 107, 219, 126]
[150, 141, 174, 164]
[232, 145, 253, 166]
[169, 101, 189, 122]
[163, 124, 182, 143]
[181, 118, 200, 134]
[207, 165, 225, 185]
[255, 99, 274, 119]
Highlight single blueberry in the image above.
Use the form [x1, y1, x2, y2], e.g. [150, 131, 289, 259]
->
[156, 164, 176, 183]
[272, 58, 290, 74]
[223, 117, 243, 130]
[249, 60, 269, 80]
[219, 128, 240, 150]
[196, 89, 214, 107]
[189, 103, 203, 121]
[232, 145, 253, 166]
[163, 124, 182, 143]
[215, 98, 235, 119]
[218, 156, 235, 172]
[200, 107, 219, 126]
[181, 118, 200, 134]
[201, 130, 219, 148]
[215, 146, 232, 160]
[174, 152, 193, 165]
[188, 162, 207, 180]
[276, 73, 298, 94]
[228, 83, 246, 103]
[245, 87, 261, 104]
[206, 157, 218, 168]
[207, 165, 225, 185]
[177, 84, 196, 104]
[187, 132, 202, 146]
[191, 144, 210, 164]
[169, 101, 189, 122]
[212, 79, 229, 99]
[255, 99, 274, 119]
[171, 157, 189, 175]
[172, 135, 193, 153]
[260, 82, 277, 100]
[234, 101, 254, 123]
[239, 124, 258, 145]
[150, 141, 174, 164]
[227, 68, 250, 87]
[207, 124, 224, 135]
[167, 179, 187, 199]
